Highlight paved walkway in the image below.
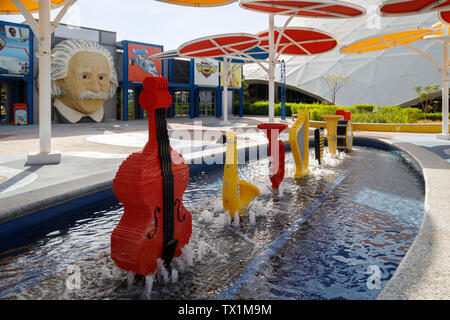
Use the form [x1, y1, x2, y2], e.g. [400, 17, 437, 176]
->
[1, 116, 450, 299]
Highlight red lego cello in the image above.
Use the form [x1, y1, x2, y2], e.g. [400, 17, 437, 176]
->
[257, 123, 288, 190]
[111, 76, 192, 276]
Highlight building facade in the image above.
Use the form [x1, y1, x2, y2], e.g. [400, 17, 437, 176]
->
[0, 20, 243, 125]
[0, 21, 33, 125]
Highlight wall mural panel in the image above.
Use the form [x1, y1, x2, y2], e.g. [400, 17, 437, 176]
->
[0, 23, 30, 77]
[127, 43, 162, 82]
[220, 62, 242, 89]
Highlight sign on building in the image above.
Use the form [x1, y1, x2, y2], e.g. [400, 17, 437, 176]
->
[194, 58, 219, 87]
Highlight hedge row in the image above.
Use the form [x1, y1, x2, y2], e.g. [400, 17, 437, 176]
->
[242, 101, 427, 123]
[424, 112, 450, 121]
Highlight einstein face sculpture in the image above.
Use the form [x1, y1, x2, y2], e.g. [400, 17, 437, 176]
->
[57, 51, 111, 115]
[51, 40, 118, 123]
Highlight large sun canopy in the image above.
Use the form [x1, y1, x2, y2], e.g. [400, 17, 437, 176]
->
[0, 0, 68, 14]
[378, 0, 450, 17]
[341, 28, 436, 54]
[151, 46, 268, 63]
[239, 0, 365, 18]
[155, 0, 236, 7]
[258, 27, 338, 55]
[177, 33, 260, 58]
[439, 10, 450, 23]
[373, 1, 450, 138]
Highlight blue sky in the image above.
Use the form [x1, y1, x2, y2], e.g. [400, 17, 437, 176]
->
[0, 0, 288, 50]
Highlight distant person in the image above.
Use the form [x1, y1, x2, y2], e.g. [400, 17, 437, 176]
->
[51, 39, 118, 123]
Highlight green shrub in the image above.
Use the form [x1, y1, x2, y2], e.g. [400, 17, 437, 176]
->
[401, 108, 424, 123]
[425, 112, 450, 121]
[274, 103, 292, 117]
[241, 100, 429, 123]
[249, 101, 268, 115]
[351, 106, 422, 123]
[352, 104, 375, 113]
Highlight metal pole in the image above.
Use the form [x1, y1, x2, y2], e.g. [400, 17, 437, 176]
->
[39, 0, 52, 154]
[442, 39, 449, 135]
[268, 14, 275, 123]
[222, 59, 229, 123]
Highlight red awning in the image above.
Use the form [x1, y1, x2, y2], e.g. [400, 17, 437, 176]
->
[239, 0, 365, 18]
[257, 27, 337, 55]
[379, 0, 450, 16]
[177, 33, 260, 58]
[439, 10, 450, 23]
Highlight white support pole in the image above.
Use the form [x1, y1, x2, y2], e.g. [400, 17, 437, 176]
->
[12, 0, 40, 38]
[50, 0, 77, 34]
[26, 0, 61, 164]
[222, 59, 229, 124]
[39, 0, 52, 154]
[268, 14, 275, 123]
[442, 39, 449, 136]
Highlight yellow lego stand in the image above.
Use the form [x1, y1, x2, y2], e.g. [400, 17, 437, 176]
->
[337, 120, 353, 152]
[289, 110, 310, 179]
[222, 131, 260, 218]
[322, 114, 343, 155]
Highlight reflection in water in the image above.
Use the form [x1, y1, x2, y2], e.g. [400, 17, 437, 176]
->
[0, 147, 424, 300]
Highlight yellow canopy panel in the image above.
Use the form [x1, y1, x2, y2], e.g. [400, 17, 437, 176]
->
[431, 21, 450, 35]
[155, 0, 236, 7]
[341, 28, 434, 54]
[0, 0, 67, 14]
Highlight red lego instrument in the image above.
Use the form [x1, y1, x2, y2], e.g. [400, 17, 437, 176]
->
[111, 76, 192, 276]
[257, 123, 288, 190]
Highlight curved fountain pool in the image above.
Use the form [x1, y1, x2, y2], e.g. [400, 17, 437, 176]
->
[0, 146, 424, 300]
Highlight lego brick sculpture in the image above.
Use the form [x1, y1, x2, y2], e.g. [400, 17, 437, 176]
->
[111, 76, 192, 276]
[257, 123, 288, 189]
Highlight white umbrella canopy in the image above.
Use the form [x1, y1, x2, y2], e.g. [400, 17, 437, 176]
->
[244, 1, 439, 107]
[378, 0, 450, 138]
[239, 0, 366, 122]
[0, 0, 77, 164]
[177, 32, 261, 123]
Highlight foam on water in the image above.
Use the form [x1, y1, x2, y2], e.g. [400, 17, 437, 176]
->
[232, 211, 240, 228]
[127, 271, 135, 288]
[142, 274, 154, 299]
[199, 209, 214, 224]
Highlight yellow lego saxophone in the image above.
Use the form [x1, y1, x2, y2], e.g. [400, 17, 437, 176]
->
[222, 131, 260, 218]
[289, 110, 310, 179]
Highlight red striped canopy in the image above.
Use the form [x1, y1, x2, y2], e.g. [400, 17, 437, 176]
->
[257, 27, 337, 55]
[439, 10, 450, 23]
[379, 0, 450, 17]
[239, 0, 365, 18]
[177, 33, 260, 58]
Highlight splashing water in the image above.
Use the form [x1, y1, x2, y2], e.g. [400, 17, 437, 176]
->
[156, 259, 169, 284]
[171, 268, 178, 284]
[142, 274, 154, 299]
[232, 211, 240, 228]
[127, 271, 135, 289]
[199, 210, 214, 224]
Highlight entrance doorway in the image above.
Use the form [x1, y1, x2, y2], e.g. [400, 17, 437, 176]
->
[0, 82, 10, 124]
[199, 90, 216, 116]
[127, 88, 136, 120]
[173, 91, 190, 117]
